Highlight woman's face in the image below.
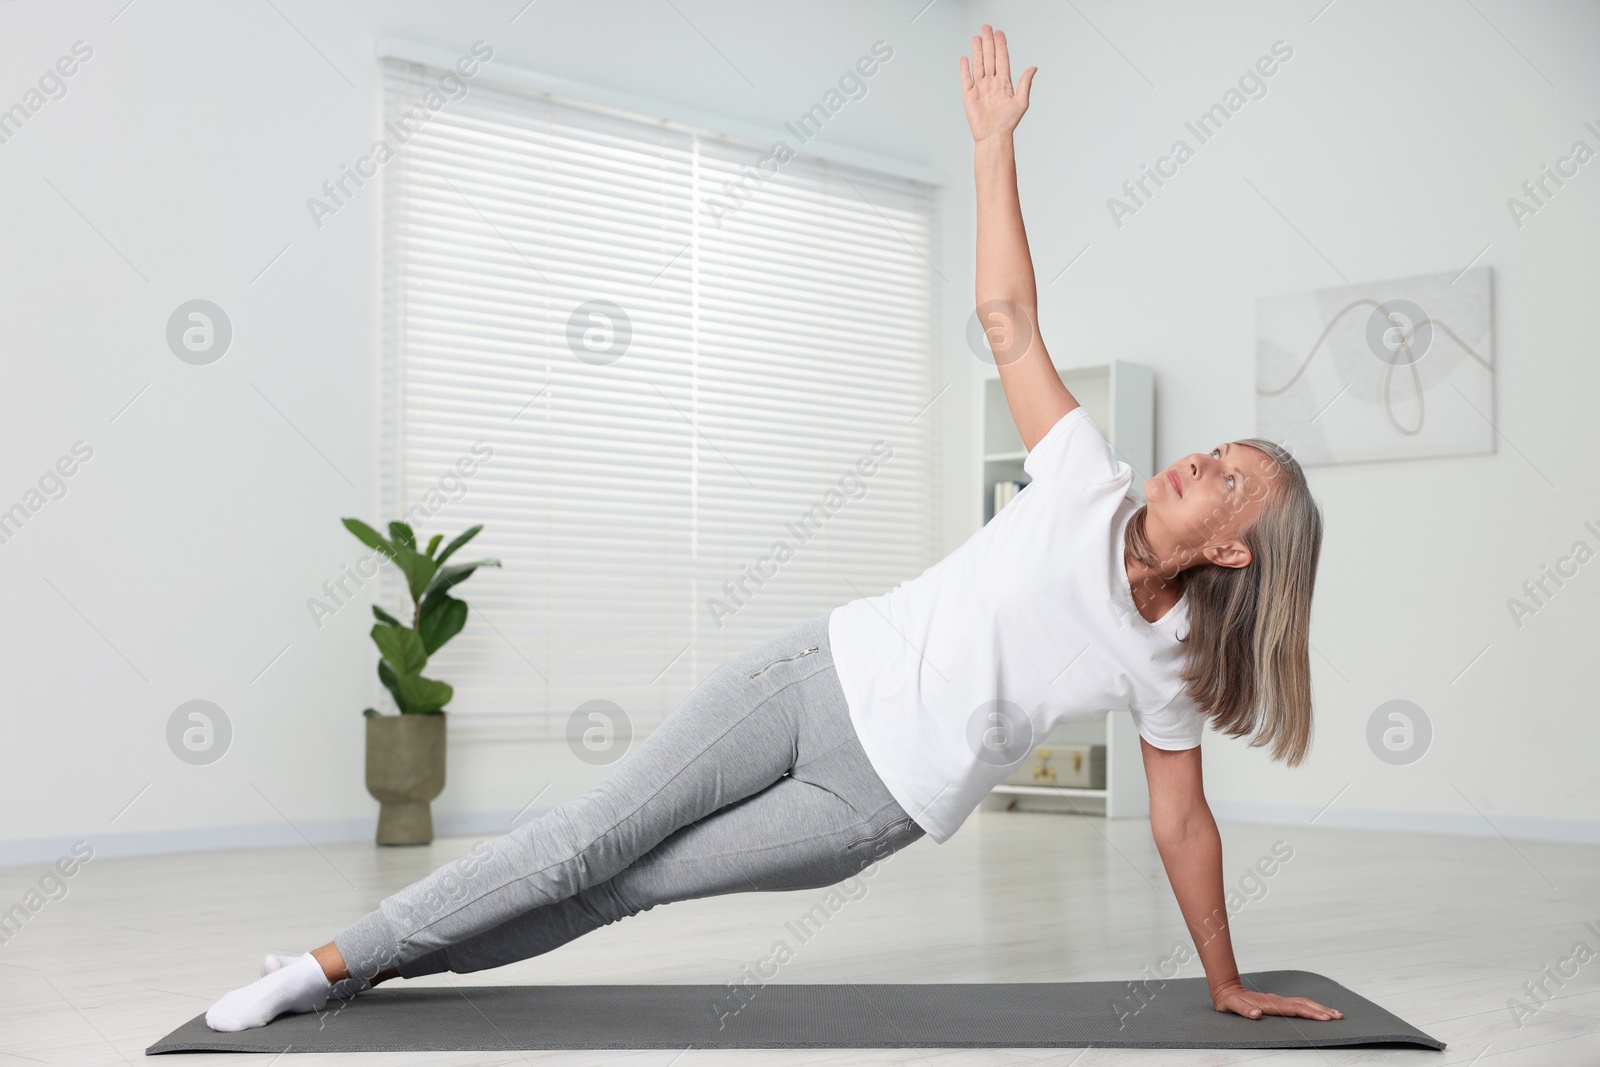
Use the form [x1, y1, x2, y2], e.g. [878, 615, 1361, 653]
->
[1142, 442, 1277, 567]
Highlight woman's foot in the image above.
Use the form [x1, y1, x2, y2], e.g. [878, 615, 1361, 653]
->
[261, 953, 369, 1000]
[205, 952, 331, 1032]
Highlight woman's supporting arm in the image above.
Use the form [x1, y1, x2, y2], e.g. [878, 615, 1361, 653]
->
[962, 25, 1078, 451]
[1141, 740, 1345, 1022]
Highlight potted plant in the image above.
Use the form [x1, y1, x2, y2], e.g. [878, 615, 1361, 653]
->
[342, 518, 500, 845]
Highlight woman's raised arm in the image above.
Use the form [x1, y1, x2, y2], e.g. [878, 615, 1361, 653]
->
[961, 25, 1078, 451]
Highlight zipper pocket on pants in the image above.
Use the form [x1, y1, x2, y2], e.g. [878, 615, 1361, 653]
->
[747, 645, 819, 679]
[846, 814, 914, 850]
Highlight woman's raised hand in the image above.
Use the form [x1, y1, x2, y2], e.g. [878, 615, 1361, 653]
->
[960, 24, 1036, 144]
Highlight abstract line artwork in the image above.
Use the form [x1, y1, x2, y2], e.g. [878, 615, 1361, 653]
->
[1255, 268, 1495, 466]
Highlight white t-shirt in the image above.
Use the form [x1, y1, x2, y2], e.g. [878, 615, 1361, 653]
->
[828, 406, 1207, 844]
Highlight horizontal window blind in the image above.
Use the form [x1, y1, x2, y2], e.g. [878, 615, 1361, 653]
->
[380, 58, 939, 740]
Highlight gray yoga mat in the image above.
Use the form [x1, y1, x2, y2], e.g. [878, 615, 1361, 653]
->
[147, 969, 1444, 1053]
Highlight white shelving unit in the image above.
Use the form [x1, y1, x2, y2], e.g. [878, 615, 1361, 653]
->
[981, 360, 1156, 819]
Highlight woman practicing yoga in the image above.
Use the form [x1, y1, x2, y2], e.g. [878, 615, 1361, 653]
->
[206, 25, 1341, 1031]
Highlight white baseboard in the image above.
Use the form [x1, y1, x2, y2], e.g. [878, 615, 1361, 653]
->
[3, 801, 1595, 870]
[1207, 800, 1600, 844]
[0, 808, 544, 869]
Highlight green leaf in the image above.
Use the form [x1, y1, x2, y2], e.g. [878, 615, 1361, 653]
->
[434, 525, 483, 567]
[371, 604, 403, 628]
[388, 522, 416, 550]
[389, 545, 441, 605]
[397, 672, 453, 714]
[420, 559, 502, 614]
[362, 707, 380, 718]
[342, 518, 396, 561]
[426, 533, 443, 558]
[371, 623, 428, 676]
[419, 595, 469, 655]
[377, 659, 406, 712]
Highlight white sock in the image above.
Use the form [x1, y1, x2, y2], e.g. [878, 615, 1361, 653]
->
[262, 953, 369, 1000]
[205, 952, 331, 1032]
[260, 952, 298, 976]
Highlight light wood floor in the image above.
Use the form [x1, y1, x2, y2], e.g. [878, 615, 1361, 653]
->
[2, 809, 1596, 1065]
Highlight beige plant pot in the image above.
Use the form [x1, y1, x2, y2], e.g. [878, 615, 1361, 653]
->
[365, 713, 446, 846]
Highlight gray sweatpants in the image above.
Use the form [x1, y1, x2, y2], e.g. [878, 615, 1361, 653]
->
[334, 611, 926, 980]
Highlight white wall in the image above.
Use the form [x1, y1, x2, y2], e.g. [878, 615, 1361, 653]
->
[0, 0, 976, 863]
[963, 0, 1600, 841]
[3, 0, 1596, 864]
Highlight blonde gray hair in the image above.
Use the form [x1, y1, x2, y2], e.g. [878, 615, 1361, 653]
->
[1125, 438, 1323, 766]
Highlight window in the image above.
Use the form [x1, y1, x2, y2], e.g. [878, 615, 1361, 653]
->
[380, 56, 940, 739]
